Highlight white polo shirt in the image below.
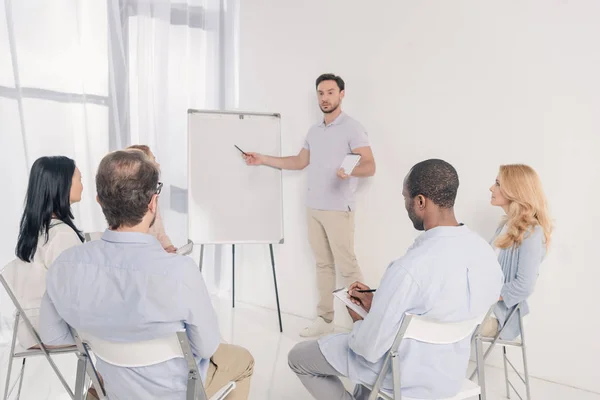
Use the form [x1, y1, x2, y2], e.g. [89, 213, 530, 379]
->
[303, 112, 370, 211]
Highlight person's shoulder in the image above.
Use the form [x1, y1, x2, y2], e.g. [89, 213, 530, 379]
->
[522, 224, 546, 248]
[163, 254, 202, 278]
[388, 251, 425, 278]
[462, 227, 496, 253]
[307, 120, 323, 133]
[51, 238, 92, 263]
[528, 224, 544, 237]
[341, 114, 364, 128]
[305, 122, 321, 141]
[48, 221, 80, 238]
[383, 257, 423, 292]
[465, 227, 494, 246]
[45, 222, 82, 253]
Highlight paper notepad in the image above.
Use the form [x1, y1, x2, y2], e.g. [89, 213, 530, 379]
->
[339, 154, 361, 175]
[176, 241, 194, 255]
[210, 381, 236, 400]
[333, 287, 368, 319]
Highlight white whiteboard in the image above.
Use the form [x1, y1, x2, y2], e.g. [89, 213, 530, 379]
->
[187, 110, 283, 244]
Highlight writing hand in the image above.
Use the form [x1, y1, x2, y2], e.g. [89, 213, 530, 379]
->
[348, 281, 374, 312]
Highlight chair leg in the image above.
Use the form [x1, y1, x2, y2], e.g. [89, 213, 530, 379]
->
[16, 359, 26, 400]
[187, 369, 206, 400]
[475, 336, 486, 400]
[39, 349, 76, 398]
[391, 352, 401, 400]
[521, 344, 531, 400]
[519, 313, 531, 400]
[502, 346, 510, 399]
[4, 314, 19, 400]
[3, 356, 13, 400]
[85, 355, 106, 399]
[74, 354, 88, 400]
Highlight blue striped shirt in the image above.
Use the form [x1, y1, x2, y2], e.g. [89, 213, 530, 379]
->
[40, 230, 219, 400]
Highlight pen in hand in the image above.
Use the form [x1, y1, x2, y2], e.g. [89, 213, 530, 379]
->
[234, 145, 248, 156]
[356, 289, 376, 293]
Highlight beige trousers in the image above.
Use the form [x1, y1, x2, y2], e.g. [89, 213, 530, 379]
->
[206, 344, 255, 400]
[480, 316, 500, 337]
[307, 209, 364, 322]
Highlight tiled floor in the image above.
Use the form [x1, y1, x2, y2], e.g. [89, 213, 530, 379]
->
[1, 296, 599, 399]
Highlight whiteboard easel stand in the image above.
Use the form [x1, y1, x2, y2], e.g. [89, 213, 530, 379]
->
[198, 242, 283, 333]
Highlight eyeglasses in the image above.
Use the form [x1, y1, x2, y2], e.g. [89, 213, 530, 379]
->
[156, 181, 163, 195]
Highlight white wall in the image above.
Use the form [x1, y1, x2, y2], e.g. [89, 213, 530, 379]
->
[226, 0, 600, 393]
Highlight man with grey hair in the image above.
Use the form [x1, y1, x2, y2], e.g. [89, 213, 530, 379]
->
[40, 150, 254, 399]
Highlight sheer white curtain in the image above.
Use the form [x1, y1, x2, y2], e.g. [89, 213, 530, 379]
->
[0, 0, 110, 268]
[0, 0, 237, 396]
[0, 0, 238, 264]
[120, 0, 239, 246]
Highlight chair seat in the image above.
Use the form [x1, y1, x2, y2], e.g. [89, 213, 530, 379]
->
[404, 379, 481, 400]
[13, 344, 78, 358]
[372, 379, 480, 400]
[80, 332, 183, 367]
[479, 336, 522, 347]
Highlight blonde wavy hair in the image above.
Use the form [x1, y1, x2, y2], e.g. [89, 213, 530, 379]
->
[495, 164, 552, 249]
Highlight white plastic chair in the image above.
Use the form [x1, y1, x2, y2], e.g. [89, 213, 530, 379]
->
[0, 261, 80, 400]
[469, 303, 531, 400]
[367, 308, 493, 400]
[70, 328, 235, 400]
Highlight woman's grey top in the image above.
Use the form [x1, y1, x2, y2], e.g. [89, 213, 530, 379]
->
[492, 223, 546, 340]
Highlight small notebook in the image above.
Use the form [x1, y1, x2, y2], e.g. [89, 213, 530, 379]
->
[176, 241, 194, 255]
[333, 287, 368, 319]
[339, 154, 361, 175]
[210, 381, 236, 400]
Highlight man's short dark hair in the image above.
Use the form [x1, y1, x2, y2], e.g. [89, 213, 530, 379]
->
[96, 150, 160, 229]
[316, 73, 345, 91]
[406, 159, 459, 208]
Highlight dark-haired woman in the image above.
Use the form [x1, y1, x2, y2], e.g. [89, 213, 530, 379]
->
[13, 156, 84, 349]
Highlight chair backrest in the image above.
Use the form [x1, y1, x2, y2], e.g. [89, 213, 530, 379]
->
[0, 260, 45, 348]
[84, 232, 104, 242]
[72, 328, 208, 400]
[78, 331, 185, 367]
[368, 308, 493, 400]
[402, 313, 486, 345]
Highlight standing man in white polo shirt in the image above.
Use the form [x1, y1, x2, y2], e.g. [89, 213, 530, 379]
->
[244, 73, 376, 337]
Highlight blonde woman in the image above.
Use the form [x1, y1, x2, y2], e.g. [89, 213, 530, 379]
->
[482, 164, 552, 339]
[126, 145, 176, 253]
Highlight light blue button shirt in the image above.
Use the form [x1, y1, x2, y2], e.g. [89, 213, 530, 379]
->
[318, 225, 504, 399]
[40, 230, 220, 400]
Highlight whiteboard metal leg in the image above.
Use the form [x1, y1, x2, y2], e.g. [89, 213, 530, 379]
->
[270, 244, 283, 332]
[232, 244, 236, 308]
[198, 244, 205, 272]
